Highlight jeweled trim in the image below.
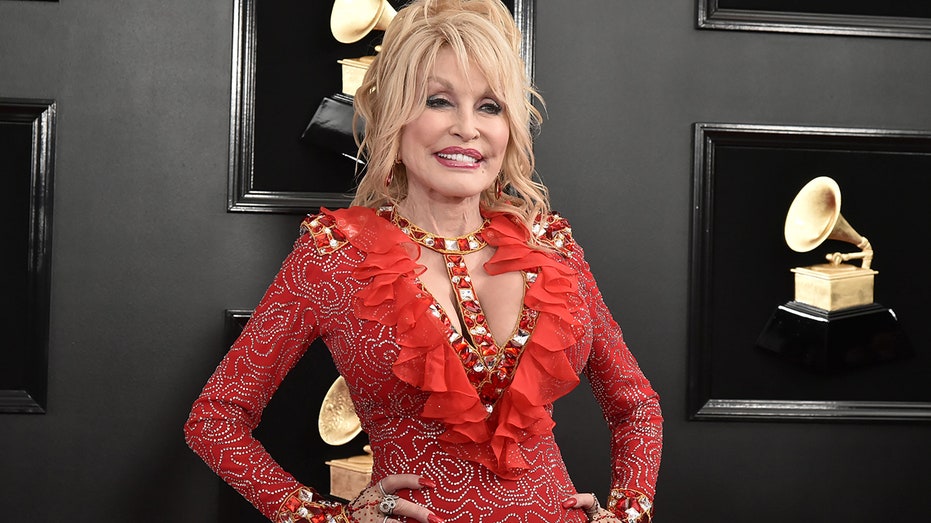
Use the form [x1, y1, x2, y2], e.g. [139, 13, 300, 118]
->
[607, 488, 654, 523]
[391, 210, 490, 255]
[532, 211, 574, 255]
[276, 487, 350, 523]
[301, 213, 349, 254]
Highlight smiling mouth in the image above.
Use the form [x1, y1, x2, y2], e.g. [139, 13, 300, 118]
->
[436, 152, 480, 164]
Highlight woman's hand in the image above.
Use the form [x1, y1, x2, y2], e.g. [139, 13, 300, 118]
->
[562, 493, 623, 523]
[348, 473, 444, 523]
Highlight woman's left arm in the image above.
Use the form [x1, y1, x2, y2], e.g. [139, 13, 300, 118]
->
[572, 243, 663, 522]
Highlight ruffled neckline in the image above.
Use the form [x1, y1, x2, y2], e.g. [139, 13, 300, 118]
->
[325, 205, 583, 479]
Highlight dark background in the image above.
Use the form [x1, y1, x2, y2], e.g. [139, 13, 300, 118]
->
[1, 1, 930, 521]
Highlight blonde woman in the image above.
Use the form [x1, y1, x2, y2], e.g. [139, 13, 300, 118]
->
[185, 1, 662, 522]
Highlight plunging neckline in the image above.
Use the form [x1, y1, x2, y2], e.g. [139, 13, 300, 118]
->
[412, 267, 539, 414]
[380, 205, 541, 414]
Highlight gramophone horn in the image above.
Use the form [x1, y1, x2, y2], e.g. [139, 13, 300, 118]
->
[784, 176, 865, 253]
[331, 0, 397, 44]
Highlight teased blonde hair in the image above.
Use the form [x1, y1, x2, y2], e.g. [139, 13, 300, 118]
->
[351, 0, 549, 231]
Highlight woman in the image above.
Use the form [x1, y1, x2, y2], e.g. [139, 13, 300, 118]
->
[184, 1, 662, 522]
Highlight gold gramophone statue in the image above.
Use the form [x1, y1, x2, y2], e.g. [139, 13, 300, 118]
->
[302, 0, 396, 158]
[318, 376, 372, 500]
[784, 176, 877, 311]
[756, 176, 910, 371]
[331, 0, 396, 96]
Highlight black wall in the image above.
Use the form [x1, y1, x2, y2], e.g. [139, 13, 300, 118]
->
[1, 1, 929, 521]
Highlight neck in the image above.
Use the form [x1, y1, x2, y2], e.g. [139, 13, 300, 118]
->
[394, 197, 484, 237]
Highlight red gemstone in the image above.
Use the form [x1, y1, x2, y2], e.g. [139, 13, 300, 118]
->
[458, 238, 471, 251]
[480, 382, 498, 399]
[462, 301, 481, 313]
[491, 370, 509, 387]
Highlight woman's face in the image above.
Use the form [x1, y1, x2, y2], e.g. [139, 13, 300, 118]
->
[399, 47, 510, 204]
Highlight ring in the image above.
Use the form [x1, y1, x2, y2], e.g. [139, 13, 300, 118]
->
[382, 517, 389, 523]
[584, 493, 601, 517]
[378, 480, 388, 497]
[379, 494, 400, 516]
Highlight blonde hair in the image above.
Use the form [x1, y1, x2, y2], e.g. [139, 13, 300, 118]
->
[351, 0, 549, 231]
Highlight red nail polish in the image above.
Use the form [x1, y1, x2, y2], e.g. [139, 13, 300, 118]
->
[419, 477, 437, 488]
[562, 498, 577, 509]
[428, 514, 445, 523]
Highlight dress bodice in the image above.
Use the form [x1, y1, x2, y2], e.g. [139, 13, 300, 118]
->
[184, 206, 662, 522]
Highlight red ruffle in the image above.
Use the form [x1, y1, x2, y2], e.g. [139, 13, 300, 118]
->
[329, 206, 583, 479]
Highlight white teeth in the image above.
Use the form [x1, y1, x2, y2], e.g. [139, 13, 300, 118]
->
[438, 153, 478, 163]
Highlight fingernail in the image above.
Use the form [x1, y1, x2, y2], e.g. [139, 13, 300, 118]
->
[419, 477, 437, 488]
[562, 498, 577, 508]
[428, 514, 445, 523]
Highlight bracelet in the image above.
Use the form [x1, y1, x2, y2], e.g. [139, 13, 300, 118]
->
[583, 493, 601, 519]
[277, 487, 351, 523]
[606, 488, 653, 523]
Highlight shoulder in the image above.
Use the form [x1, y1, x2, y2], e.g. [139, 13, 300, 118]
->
[531, 211, 575, 256]
[299, 206, 385, 255]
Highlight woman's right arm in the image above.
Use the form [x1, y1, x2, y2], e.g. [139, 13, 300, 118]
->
[184, 235, 331, 520]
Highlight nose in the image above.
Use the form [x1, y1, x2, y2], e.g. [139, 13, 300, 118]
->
[451, 108, 480, 141]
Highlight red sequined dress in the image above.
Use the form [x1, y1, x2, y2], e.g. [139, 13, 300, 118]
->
[184, 206, 662, 522]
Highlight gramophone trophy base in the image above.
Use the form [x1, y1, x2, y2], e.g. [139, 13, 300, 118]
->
[756, 301, 911, 372]
[337, 55, 374, 97]
[325, 454, 373, 501]
[792, 263, 877, 311]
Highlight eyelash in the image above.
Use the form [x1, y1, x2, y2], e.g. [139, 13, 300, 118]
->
[426, 96, 503, 115]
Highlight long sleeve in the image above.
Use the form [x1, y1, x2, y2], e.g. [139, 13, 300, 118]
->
[572, 242, 663, 516]
[184, 235, 324, 520]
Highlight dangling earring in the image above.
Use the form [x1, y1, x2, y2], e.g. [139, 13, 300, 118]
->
[385, 171, 393, 187]
[495, 178, 503, 199]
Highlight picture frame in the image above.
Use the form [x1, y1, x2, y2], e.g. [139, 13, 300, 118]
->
[688, 122, 931, 421]
[0, 98, 56, 414]
[228, 0, 535, 214]
[697, 0, 931, 39]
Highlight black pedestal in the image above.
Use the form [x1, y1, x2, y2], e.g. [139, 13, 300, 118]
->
[756, 301, 912, 372]
[302, 93, 359, 159]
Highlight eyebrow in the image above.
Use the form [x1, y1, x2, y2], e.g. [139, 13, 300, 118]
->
[426, 76, 453, 89]
[426, 76, 495, 99]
